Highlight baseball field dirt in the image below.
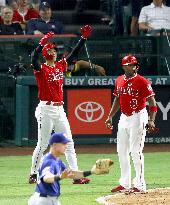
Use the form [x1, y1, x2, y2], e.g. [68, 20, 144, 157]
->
[0, 144, 169, 156]
[96, 188, 170, 205]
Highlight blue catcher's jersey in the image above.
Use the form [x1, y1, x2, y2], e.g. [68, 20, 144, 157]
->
[35, 153, 66, 197]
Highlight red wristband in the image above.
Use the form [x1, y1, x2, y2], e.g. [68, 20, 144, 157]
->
[149, 106, 157, 112]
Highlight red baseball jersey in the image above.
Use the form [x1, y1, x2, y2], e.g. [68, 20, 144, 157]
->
[113, 74, 155, 114]
[34, 59, 67, 102]
[12, 8, 39, 23]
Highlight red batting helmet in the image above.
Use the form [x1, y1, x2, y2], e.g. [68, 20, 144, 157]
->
[121, 55, 138, 66]
[42, 43, 56, 60]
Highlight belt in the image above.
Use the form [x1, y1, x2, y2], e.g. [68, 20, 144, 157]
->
[45, 101, 63, 106]
[39, 193, 47, 197]
[39, 193, 58, 198]
[123, 110, 141, 117]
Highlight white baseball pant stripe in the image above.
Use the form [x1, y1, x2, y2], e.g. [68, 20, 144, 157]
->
[31, 101, 78, 174]
[117, 108, 148, 191]
[28, 193, 61, 205]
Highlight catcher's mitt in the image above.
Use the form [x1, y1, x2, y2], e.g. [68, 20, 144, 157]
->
[91, 158, 113, 175]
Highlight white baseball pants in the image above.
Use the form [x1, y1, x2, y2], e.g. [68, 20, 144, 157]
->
[117, 108, 148, 191]
[31, 101, 78, 174]
[28, 193, 61, 205]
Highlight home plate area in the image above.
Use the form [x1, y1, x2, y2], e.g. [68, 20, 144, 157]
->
[96, 188, 170, 205]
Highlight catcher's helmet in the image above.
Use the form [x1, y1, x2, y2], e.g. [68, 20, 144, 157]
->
[42, 43, 57, 60]
[121, 55, 138, 66]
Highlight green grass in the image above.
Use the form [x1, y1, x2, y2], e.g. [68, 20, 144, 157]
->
[0, 152, 170, 205]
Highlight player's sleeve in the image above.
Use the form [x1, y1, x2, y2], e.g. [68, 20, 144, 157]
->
[65, 62, 78, 77]
[31, 45, 43, 71]
[60, 160, 67, 172]
[58, 58, 68, 72]
[113, 79, 119, 97]
[138, 7, 147, 24]
[72, 62, 79, 73]
[39, 160, 56, 180]
[66, 38, 86, 64]
[142, 78, 155, 98]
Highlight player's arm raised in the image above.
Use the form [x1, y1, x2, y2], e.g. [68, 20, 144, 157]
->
[30, 45, 42, 71]
[31, 32, 54, 71]
[66, 25, 92, 64]
[105, 96, 120, 130]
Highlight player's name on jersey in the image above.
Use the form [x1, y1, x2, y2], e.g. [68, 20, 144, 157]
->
[64, 77, 169, 86]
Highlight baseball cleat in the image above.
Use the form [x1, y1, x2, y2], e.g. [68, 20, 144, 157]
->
[111, 185, 126, 193]
[125, 187, 146, 194]
[73, 178, 90, 184]
[29, 174, 37, 184]
[131, 187, 141, 193]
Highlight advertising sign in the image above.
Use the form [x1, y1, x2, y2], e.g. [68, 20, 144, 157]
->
[67, 89, 112, 135]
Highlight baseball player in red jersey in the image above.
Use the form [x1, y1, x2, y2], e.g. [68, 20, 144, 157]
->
[29, 25, 92, 185]
[105, 55, 158, 193]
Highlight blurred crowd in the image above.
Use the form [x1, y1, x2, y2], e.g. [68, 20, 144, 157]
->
[0, 0, 169, 35]
[0, 0, 64, 35]
[100, 0, 170, 36]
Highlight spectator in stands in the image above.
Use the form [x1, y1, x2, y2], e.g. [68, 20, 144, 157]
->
[12, 0, 39, 24]
[100, 0, 129, 35]
[0, 6, 24, 34]
[8, 1, 18, 10]
[131, 0, 151, 36]
[0, 0, 6, 7]
[0, 0, 6, 22]
[39, 0, 57, 11]
[138, 0, 170, 34]
[26, 2, 64, 34]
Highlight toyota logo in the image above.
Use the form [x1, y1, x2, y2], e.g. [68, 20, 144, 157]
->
[75, 101, 104, 122]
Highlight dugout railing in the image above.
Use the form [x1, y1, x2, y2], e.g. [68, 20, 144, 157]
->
[0, 35, 169, 75]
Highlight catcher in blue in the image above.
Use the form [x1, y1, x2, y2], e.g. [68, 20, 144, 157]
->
[28, 132, 113, 205]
